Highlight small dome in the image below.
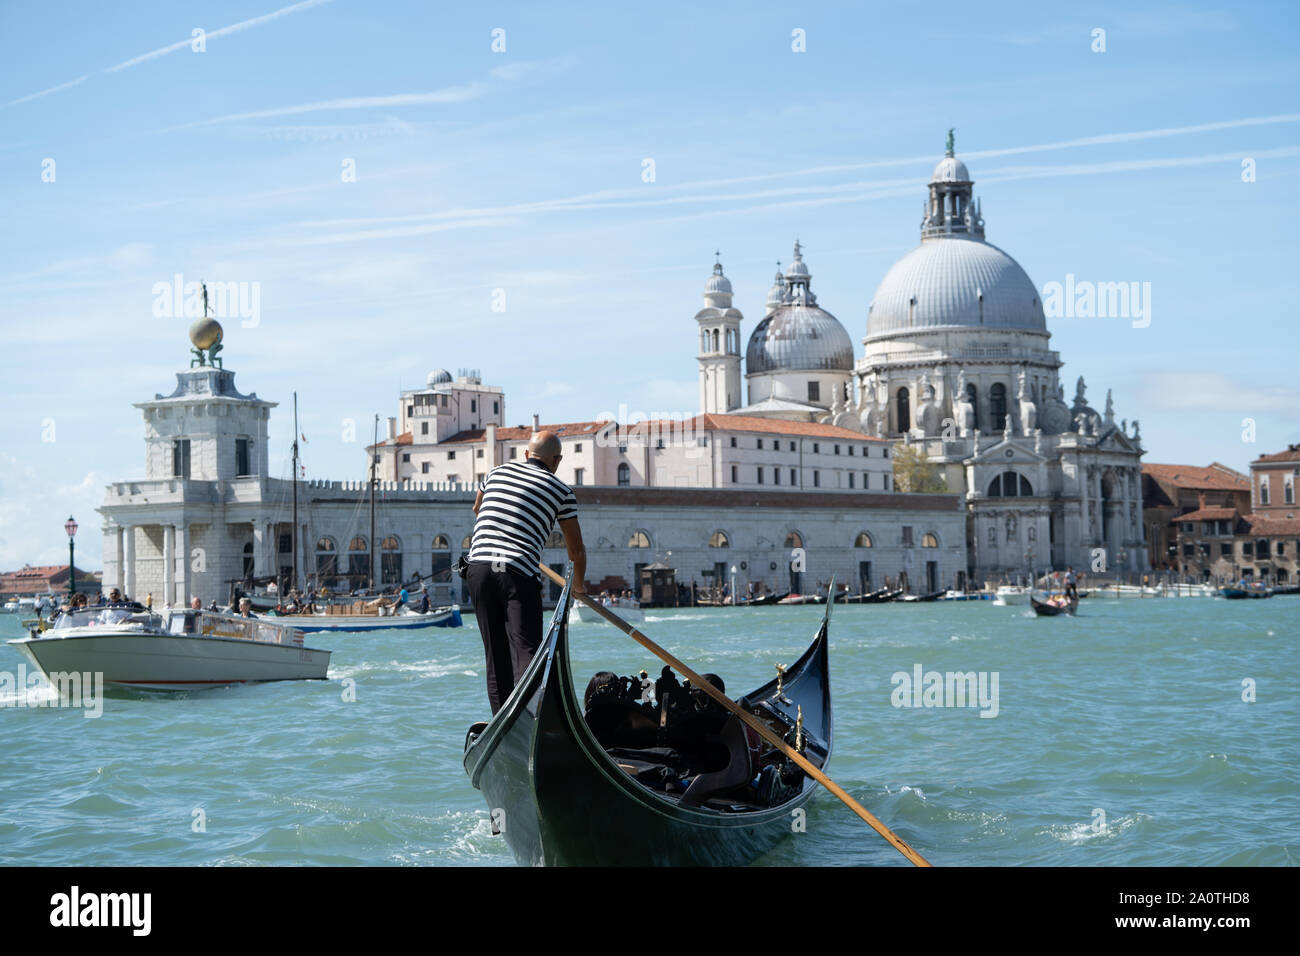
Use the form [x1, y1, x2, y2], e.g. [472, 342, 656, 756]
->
[427, 368, 452, 387]
[765, 263, 787, 309]
[931, 155, 970, 183]
[784, 240, 810, 278]
[746, 304, 854, 374]
[704, 254, 732, 296]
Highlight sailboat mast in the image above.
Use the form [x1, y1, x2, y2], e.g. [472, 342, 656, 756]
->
[292, 392, 300, 593]
[369, 414, 378, 591]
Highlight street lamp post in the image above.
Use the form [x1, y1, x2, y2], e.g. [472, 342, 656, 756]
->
[730, 565, 737, 606]
[65, 516, 78, 597]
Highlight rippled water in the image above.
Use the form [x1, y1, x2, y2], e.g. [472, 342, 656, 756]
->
[1, 597, 1295, 866]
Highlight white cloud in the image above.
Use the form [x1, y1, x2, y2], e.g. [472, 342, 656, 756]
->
[1138, 372, 1300, 414]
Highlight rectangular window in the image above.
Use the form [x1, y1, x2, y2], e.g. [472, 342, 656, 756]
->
[471, 399, 477, 414]
[279, 533, 292, 554]
[493, 401, 499, 415]
[476, 449, 484, 458]
[730, 437, 737, 448]
[574, 468, 584, 485]
[789, 442, 795, 452]
[790, 468, 797, 485]
[448, 451, 456, 460]
[173, 439, 191, 479]
[1278, 540, 1286, 556]
[407, 405, 413, 416]
[235, 438, 250, 477]
[848, 446, 854, 456]
[813, 443, 820, 454]
[1286, 483, 1295, 504]
[834, 444, 841, 455]
[813, 471, 820, 488]
[773, 468, 780, 486]
[440, 395, 447, 407]
[848, 473, 854, 489]
[509, 447, 517, 459]
[902, 526, 913, 546]
[863, 472, 869, 489]
[1242, 541, 1253, 557]
[1183, 543, 1195, 557]
[421, 462, 430, 474]
[808, 381, 820, 403]
[757, 438, 763, 449]
[574, 443, 582, 453]
[1183, 523, 1194, 533]
[883, 473, 890, 490]
[1220, 543, 1232, 557]
[402, 453, 410, 463]
[756, 467, 764, 485]
[421, 421, 428, 435]
[731, 465, 738, 483]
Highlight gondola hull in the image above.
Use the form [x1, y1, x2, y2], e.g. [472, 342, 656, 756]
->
[1030, 596, 1077, 616]
[464, 578, 832, 866]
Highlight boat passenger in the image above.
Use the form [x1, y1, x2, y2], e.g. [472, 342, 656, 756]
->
[238, 598, 255, 618]
[1064, 567, 1078, 600]
[190, 596, 202, 610]
[396, 586, 409, 611]
[418, 589, 430, 614]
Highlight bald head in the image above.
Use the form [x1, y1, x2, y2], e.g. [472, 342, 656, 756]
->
[527, 430, 563, 471]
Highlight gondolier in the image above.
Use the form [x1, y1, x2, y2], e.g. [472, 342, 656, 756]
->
[468, 430, 587, 714]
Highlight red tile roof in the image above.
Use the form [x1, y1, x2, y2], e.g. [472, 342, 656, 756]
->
[1253, 444, 1300, 464]
[411, 415, 886, 446]
[1245, 514, 1300, 535]
[693, 413, 890, 441]
[1142, 462, 1249, 491]
[1171, 507, 1239, 523]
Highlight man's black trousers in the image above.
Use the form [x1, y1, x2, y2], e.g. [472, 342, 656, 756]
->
[466, 562, 543, 714]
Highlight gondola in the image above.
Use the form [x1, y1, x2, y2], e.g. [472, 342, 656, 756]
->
[463, 572, 832, 866]
[1030, 594, 1077, 616]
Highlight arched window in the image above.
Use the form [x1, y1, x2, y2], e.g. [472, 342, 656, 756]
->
[617, 462, 630, 486]
[987, 471, 1033, 497]
[431, 534, 452, 582]
[989, 383, 1007, 431]
[380, 535, 401, 585]
[965, 383, 978, 429]
[709, 530, 730, 548]
[855, 532, 873, 548]
[628, 530, 651, 548]
[784, 531, 803, 549]
[347, 536, 369, 580]
[461, 534, 473, 550]
[921, 533, 939, 548]
[896, 387, 911, 433]
[315, 537, 337, 579]
[545, 530, 564, 548]
[701, 330, 708, 353]
[712, 329, 719, 352]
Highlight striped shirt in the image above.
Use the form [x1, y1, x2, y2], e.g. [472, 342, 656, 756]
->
[469, 458, 577, 581]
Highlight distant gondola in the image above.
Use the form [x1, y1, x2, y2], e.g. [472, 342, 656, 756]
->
[463, 574, 832, 866]
[1030, 595, 1078, 616]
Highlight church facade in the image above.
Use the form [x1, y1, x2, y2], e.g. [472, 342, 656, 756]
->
[702, 135, 1149, 581]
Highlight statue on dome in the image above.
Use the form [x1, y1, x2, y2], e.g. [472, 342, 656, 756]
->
[1104, 388, 1115, 425]
[917, 373, 943, 437]
[946, 128, 955, 157]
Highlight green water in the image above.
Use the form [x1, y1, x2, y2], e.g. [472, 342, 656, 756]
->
[0, 597, 1295, 866]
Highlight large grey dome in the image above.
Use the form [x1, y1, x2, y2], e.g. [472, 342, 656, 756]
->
[866, 237, 1045, 337]
[746, 304, 854, 373]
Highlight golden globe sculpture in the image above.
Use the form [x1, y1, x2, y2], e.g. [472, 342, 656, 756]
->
[188, 317, 224, 368]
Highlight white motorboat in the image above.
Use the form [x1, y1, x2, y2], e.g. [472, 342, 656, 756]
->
[8, 605, 330, 690]
[269, 604, 463, 633]
[569, 598, 645, 624]
[993, 586, 1032, 606]
[1, 598, 19, 614]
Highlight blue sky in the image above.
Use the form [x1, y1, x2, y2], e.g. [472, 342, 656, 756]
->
[2, 0, 1298, 571]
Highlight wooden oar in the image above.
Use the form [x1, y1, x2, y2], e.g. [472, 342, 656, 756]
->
[540, 564, 933, 868]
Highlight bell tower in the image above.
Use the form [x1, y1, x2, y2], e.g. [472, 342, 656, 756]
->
[696, 253, 743, 414]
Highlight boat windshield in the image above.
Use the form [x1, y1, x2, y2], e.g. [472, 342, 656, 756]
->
[50, 607, 159, 631]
